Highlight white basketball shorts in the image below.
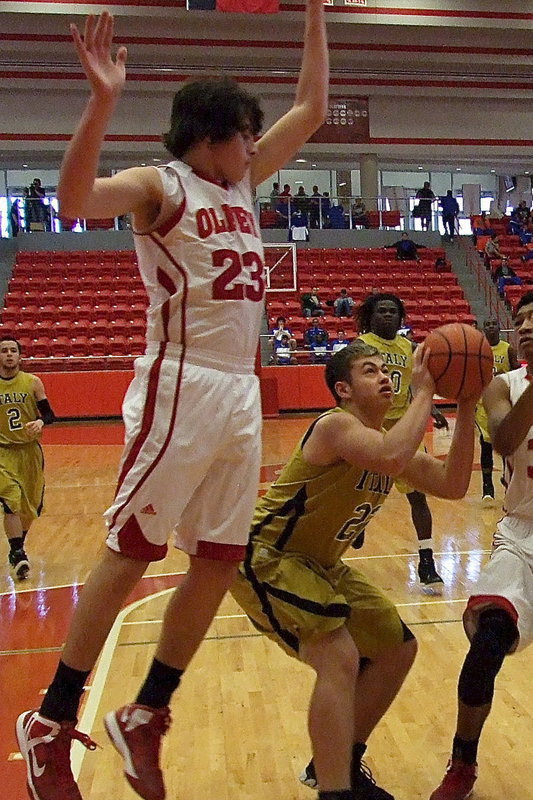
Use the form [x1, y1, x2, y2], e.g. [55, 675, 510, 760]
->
[464, 515, 533, 652]
[105, 345, 262, 562]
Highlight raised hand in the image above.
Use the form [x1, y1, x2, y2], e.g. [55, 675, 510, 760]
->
[411, 342, 436, 399]
[71, 11, 127, 103]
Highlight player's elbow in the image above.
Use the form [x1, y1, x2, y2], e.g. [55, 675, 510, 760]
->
[57, 193, 81, 220]
[443, 484, 468, 500]
[381, 454, 408, 477]
[297, 99, 328, 134]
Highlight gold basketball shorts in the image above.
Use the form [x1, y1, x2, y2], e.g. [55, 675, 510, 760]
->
[0, 441, 45, 520]
[231, 541, 408, 660]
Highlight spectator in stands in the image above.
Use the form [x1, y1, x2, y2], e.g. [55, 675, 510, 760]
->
[435, 256, 451, 273]
[513, 201, 531, 226]
[321, 191, 331, 227]
[309, 185, 322, 228]
[330, 328, 351, 353]
[439, 190, 460, 241]
[269, 181, 280, 210]
[472, 211, 492, 232]
[293, 186, 310, 216]
[385, 232, 426, 261]
[471, 211, 495, 243]
[333, 288, 355, 318]
[328, 202, 347, 229]
[301, 287, 325, 317]
[304, 318, 327, 348]
[275, 183, 292, 227]
[309, 329, 330, 363]
[28, 177, 48, 230]
[351, 197, 369, 228]
[273, 333, 297, 365]
[415, 180, 436, 230]
[9, 198, 21, 237]
[289, 210, 309, 242]
[493, 258, 522, 298]
[270, 316, 296, 348]
[484, 233, 503, 267]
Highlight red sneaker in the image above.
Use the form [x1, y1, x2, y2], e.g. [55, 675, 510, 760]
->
[104, 704, 170, 800]
[16, 710, 97, 800]
[430, 759, 478, 800]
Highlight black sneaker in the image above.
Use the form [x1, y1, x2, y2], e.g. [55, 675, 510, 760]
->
[353, 760, 395, 800]
[9, 548, 30, 580]
[299, 759, 317, 789]
[418, 556, 443, 586]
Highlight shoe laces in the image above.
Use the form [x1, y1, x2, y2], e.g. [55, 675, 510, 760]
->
[59, 722, 99, 751]
[356, 760, 377, 786]
[152, 708, 171, 737]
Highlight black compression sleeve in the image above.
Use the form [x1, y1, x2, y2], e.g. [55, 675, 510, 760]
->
[36, 398, 56, 425]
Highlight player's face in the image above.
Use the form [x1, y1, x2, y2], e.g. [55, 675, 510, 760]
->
[345, 356, 393, 407]
[209, 126, 257, 184]
[370, 300, 401, 340]
[514, 302, 533, 360]
[483, 318, 500, 344]
[0, 341, 21, 373]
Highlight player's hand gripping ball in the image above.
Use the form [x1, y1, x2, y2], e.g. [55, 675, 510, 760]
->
[424, 323, 493, 400]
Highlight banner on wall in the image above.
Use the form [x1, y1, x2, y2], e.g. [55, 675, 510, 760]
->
[345, 0, 368, 5]
[187, 0, 279, 12]
[462, 184, 481, 216]
[309, 98, 369, 144]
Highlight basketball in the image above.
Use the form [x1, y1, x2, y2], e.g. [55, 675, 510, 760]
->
[424, 323, 493, 400]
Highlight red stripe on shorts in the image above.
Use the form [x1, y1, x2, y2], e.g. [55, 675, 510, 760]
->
[116, 514, 168, 562]
[466, 594, 519, 624]
[196, 540, 247, 562]
[112, 341, 167, 511]
[109, 236, 189, 536]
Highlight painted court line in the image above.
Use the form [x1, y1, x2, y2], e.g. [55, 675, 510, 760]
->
[72, 588, 174, 779]
[345, 549, 490, 561]
[0, 569, 187, 598]
[121, 599, 470, 628]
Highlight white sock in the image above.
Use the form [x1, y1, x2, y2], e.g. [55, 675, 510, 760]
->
[418, 538, 434, 552]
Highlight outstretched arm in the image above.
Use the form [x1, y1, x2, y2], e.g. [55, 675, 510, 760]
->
[251, 0, 328, 188]
[58, 12, 162, 224]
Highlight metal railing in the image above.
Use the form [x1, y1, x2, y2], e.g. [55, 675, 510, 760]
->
[257, 194, 450, 232]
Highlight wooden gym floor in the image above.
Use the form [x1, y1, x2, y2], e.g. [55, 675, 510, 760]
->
[1, 416, 530, 800]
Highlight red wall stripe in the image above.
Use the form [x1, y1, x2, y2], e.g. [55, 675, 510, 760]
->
[0, 133, 531, 147]
[0, 70, 531, 91]
[0, 33, 531, 58]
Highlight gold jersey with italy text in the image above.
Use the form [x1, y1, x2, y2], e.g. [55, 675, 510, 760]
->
[358, 332, 413, 420]
[490, 339, 512, 375]
[475, 339, 514, 441]
[0, 372, 39, 445]
[250, 408, 393, 568]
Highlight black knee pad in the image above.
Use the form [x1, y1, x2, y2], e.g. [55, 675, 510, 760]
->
[458, 608, 517, 707]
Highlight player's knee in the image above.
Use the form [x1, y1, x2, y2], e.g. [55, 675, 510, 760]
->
[458, 608, 517, 706]
[392, 625, 418, 673]
[306, 628, 359, 682]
